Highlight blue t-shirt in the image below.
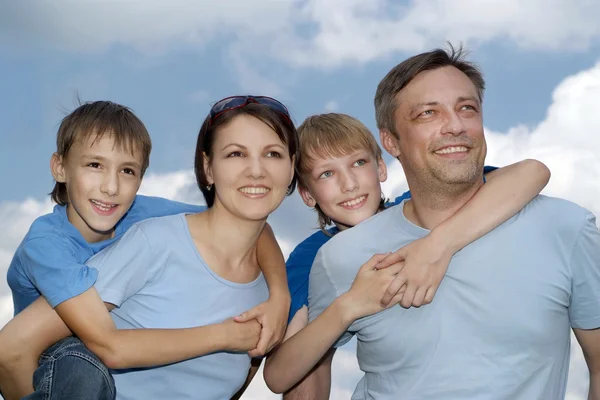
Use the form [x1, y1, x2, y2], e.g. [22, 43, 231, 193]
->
[89, 213, 268, 400]
[285, 165, 498, 322]
[285, 190, 412, 322]
[309, 196, 600, 399]
[7, 195, 205, 315]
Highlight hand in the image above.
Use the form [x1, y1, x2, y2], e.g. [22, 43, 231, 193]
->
[221, 318, 261, 353]
[234, 294, 290, 357]
[339, 253, 405, 322]
[375, 235, 453, 308]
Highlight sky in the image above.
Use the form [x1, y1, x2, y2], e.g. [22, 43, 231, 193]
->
[1, 0, 599, 398]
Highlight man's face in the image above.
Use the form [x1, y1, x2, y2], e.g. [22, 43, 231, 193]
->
[381, 66, 487, 192]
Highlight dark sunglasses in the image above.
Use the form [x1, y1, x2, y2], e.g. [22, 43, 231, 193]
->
[208, 95, 292, 126]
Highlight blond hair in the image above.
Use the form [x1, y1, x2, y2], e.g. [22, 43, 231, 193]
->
[297, 113, 385, 232]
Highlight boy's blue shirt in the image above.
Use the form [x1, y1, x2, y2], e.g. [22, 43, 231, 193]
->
[285, 165, 498, 322]
[7, 195, 206, 315]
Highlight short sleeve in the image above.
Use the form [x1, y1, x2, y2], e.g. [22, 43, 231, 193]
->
[88, 224, 159, 308]
[286, 231, 332, 322]
[20, 237, 98, 308]
[569, 212, 600, 329]
[308, 249, 355, 348]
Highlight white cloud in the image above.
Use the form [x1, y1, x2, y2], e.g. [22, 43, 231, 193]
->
[2, 60, 600, 399]
[324, 100, 339, 112]
[2, 1, 599, 70]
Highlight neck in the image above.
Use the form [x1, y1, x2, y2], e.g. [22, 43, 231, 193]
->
[191, 202, 266, 269]
[403, 178, 484, 230]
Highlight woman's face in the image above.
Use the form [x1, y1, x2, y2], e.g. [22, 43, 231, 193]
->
[205, 114, 294, 222]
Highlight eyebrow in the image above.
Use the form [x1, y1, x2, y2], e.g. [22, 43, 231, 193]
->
[221, 143, 286, 151]
[409, 96, 481, 114]
[80, 154, 142, 169]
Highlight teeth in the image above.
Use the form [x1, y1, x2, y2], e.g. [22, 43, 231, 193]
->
[239, 187, 270, 194]
[435, 146, 468, 155]
[91, 200, 116, 211]
[341, 196, 366, 207]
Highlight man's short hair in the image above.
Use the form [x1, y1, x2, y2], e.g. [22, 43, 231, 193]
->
[374, 44, 485, 136]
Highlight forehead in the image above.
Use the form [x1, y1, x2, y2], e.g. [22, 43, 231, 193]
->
[70, 132, 143, 161]
[215, 114, 284, 146]
[395, 66, 479, 107]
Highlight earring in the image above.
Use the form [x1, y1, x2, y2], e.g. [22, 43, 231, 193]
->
[206, 184, 213, 191]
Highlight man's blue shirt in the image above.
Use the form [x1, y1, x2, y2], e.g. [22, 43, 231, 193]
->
[7, 195, 205, 314]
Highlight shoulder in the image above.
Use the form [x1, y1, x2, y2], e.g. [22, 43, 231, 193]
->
[119, 195, 206, 230]
[288, 230, 334, 260]
[24, 205, 69, 241]
[124, 213, 190, 247]
[526, 195, 591, 229]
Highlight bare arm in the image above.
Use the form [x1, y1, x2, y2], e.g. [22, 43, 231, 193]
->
[574, 328, 600, 400]
[243, 223, 291, 356]
[379, 159, 551, 307]
[264, 255, 404, 394]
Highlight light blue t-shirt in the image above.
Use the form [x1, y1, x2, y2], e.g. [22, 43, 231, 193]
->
[88, 213, 269, 400]
[309, 196, 600, 400]
[7, 195, 205, 314]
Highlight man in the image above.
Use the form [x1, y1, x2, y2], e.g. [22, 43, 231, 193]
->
[307, 45, 600, 399]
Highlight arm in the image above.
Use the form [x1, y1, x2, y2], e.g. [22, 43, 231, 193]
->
[264, 254, 404, 393]
[235, 223, 291, 356]
[573, 328, 600, 400]
[378, 159, 551, 307]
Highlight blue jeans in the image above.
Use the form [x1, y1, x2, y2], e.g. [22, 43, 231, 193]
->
[23, 337, 116, 400]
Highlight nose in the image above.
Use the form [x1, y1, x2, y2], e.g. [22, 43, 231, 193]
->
[340, 169, 358, 193]
[247, 156, 266, 180]
[100, 171, 119, 197]
[441, 110, 466, 136]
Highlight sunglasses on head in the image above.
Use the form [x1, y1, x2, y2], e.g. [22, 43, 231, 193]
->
[208, 95, 292, 126]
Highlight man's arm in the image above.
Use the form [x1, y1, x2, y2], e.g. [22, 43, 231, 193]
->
[574, 328, 600, 400]
[378, 159, 551, 307]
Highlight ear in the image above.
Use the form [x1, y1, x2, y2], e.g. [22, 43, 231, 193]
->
[379, 129, 401, 159]
[50, 153, 66, 183]
[203, 152, 214, 185]
[298, 185, 317, 208]
[288, 155, 296, 187]
[376, 156, 388, 183]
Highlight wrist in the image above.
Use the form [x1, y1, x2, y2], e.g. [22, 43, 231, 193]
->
[333, 293, 360, 327]
[269, 288, 291, 306]
[428, 225, 460, 258]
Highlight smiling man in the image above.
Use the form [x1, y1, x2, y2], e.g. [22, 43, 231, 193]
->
[307, 45, 600, 399]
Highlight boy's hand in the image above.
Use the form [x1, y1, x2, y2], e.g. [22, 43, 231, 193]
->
[339, 253, 405, 322]
[375, 235, 453, 308]
[234, 293, 290, 357]
[221, 318, 262, 352]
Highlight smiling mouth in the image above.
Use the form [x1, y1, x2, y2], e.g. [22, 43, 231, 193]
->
[434, 146, 469, 155]
[239, 187, 270, 195]
[340, 195, 367, 208]
[90, 199, 118, 212]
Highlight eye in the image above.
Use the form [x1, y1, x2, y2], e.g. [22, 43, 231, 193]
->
[87, 162, 101, 168]
[419, 110, 435, 117]
[122, 168, 136, 176]
[266, 151, 282, 158]
[227, 151, 243, 157]
[461, 104, 478, 112]
[353, 159, 367, 167]
[318, 171, 333, 179]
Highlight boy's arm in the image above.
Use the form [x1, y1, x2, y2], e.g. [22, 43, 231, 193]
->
[264, 254, 404, 394]
[235, 223, 291, 356]
[378, 159, 551, 307]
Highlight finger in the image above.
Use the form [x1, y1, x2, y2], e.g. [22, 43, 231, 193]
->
[424, 285, 439, 304]
[385, 292, 405, 309]
[361, 253, 390, 271]
[375, 250, 406, 270]
[253, 332, 271, 357]
[233, 306, 262, 323]
[386, 261, 406, 276]
[412, 287, 427, 307]
[380, 276, 407, 307]
[400, 283, 417, 309]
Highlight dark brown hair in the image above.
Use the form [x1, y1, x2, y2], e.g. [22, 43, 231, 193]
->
[194, 102, 299, 207]
[375, 43, 485, 136]
[51, 101, 152, 205]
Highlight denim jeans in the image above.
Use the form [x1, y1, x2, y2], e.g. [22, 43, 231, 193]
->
[23, 336, 116, 400]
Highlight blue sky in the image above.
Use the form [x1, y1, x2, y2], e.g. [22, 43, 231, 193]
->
[1, 1, 600, 399]
[1, 1, 599, 202]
